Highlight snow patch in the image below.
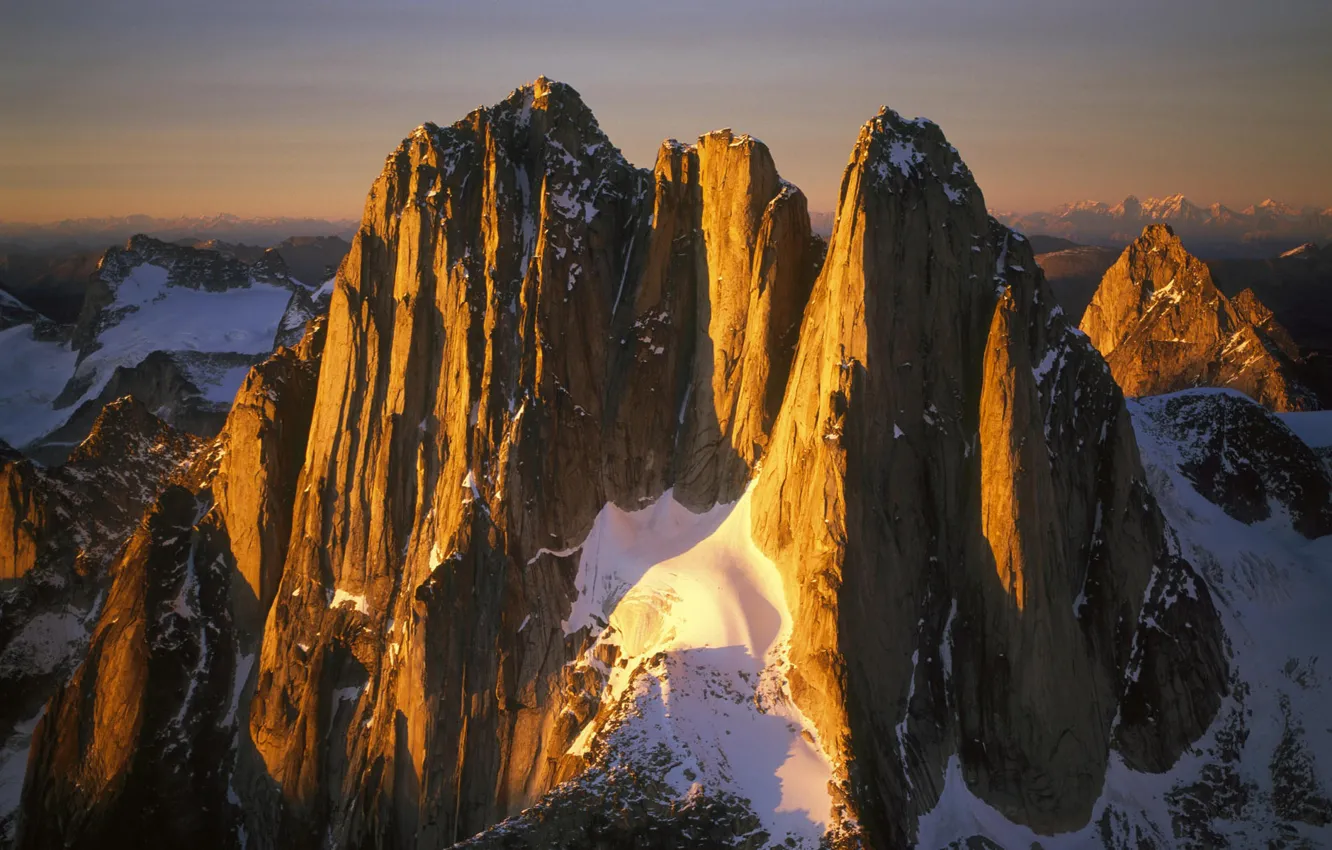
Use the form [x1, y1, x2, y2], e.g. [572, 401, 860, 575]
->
[562, 488, 837, 844]
[330, 589, 370, 616]
[0, 611, 85, 680]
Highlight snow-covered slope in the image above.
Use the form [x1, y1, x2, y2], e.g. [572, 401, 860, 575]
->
[2, 236, 313, 461]
[66, 262, 292, 408]
[919, 389, 1332, 848]
[0, 325, 79, 448]
[76, 263, 290, 403]
[1278, 410, 1332, 450]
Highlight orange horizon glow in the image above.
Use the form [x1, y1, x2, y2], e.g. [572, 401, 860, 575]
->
[3, 1, 1329, 223]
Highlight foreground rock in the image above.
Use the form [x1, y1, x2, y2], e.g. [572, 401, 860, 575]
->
[15, 319, 326, 850]
[0, 399, 199, 841]
[1080, 224, 1320, 411]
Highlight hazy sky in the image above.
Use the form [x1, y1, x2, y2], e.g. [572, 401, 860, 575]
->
[2, 0, 1330, 221]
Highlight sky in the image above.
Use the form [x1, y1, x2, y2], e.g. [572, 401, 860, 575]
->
[2, 0, 1330, 221]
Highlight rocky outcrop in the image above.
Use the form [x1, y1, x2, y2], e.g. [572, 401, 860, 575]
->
[0, 399, 199, 842]
[0, 442, 46, 582]
[747, 111, 1224, 843]
[15, 318, 326, 850]
[1080, 224, 1320, 411]
[10, 82, 1234, 849]
[244, 79, 822, 848]
[1130, 390, 1332, 537]
[0, 396, 200, 587]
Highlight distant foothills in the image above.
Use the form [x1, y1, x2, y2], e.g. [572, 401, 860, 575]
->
[4, 197, 1329, 259]
[0, 214, 358, 249]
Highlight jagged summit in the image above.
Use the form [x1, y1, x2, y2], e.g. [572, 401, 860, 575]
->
[1001, 193, 1332, 256]
[23, 82, 1331, 850]
[395, 76, 631, 183]
[1080, 223, 1319, 410]
[854, 107, 980, 202]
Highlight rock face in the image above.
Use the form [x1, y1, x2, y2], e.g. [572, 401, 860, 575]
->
[15, 318, 326, 850]
[0, 399, 200, 842]
[10, 82, 1244, 849]
[245, 80, 822, 848]
[746, 112, 1224, 844]
[1080, 224, 1320, 411]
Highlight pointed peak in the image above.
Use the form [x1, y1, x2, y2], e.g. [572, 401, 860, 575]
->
[509, 76, 586, 113]
[64, 396, 182, 468]
[851, 106, 976, 203]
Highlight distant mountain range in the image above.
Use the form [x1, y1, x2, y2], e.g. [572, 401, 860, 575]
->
[996, 194, 1332, 258]
[0, 214, 358, 250]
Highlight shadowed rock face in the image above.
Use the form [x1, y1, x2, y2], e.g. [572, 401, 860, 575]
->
[0, 398, 200, 843]
[15, 319, 326, 850]
[1080, 224, 1320, 411]
[12, 81, 1230, 850]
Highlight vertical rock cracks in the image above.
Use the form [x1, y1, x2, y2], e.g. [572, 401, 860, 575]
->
[12, 81, 1226, 849]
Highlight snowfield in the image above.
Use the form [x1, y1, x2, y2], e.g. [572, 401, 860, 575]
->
[0, 325, 80, 448]
[1278, 409, 1332, 449]
[0, 261, 294, 451]
[562, 487, 836, 846]
[71, 263, 293, 408]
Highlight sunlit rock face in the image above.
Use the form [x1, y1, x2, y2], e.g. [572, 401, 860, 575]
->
[243, 79, 823, 848]
[745, 109, 1225, 845]
[1080, 224, 1320, 411]
[10, 81, 1246, 850]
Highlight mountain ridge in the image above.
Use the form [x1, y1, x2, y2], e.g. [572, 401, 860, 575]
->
[997, 194, 1332, 259]
[3, 79, 1328, 850]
